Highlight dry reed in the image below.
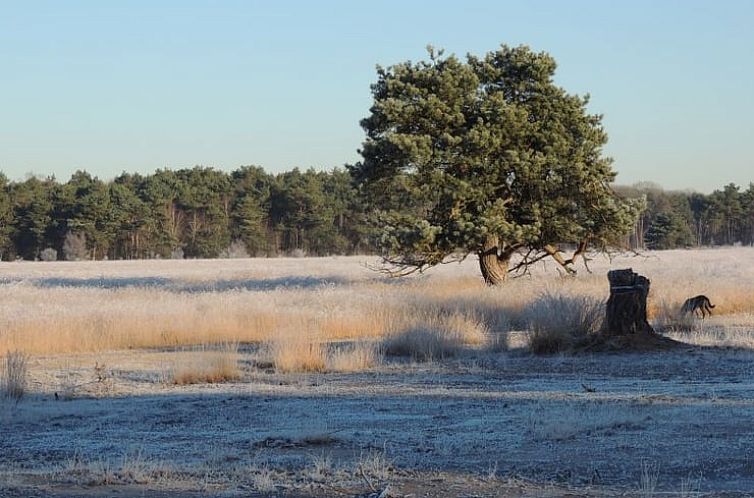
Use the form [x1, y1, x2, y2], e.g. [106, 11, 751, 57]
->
[2, 350, 28, 400]
[268, 331, 327, 373]
[170, 343, 241, 385]
[2, 249, 754, 357]
[382, 308, 488, 360]
[327, 342, 381, 372]
[524, 292, 604, 354]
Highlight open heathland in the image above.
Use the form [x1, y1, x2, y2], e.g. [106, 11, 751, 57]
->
[3, 248, 754, 496]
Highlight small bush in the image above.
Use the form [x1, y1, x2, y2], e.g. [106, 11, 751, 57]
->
[219, 240, 250, 259]
[39, 248, 58, 262]
[171, 343, 241, 385]
[169, 248, 184, 260]
[524, 292, 604, 354]
[63, 232, 88, 261]
[2, 351, 29, 401]
[306, 452, 333, 482]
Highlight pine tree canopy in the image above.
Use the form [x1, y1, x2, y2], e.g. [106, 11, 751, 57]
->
[350, 45, 643, 284]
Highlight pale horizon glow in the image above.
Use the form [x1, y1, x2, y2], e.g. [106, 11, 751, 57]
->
[1, 1, 753, 192]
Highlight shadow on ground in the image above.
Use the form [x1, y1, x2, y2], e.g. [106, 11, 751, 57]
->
[4, 348, 754, 496]
[27, 276, 351, 293]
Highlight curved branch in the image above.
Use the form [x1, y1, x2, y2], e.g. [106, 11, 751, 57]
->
[366, 251, 464, 278]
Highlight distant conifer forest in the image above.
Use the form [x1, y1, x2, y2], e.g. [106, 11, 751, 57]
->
[0, 167, 751, 261]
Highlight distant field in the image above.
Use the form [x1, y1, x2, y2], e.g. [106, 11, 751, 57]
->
[3, 248, 754, 496]
[2, 248, 754, 354]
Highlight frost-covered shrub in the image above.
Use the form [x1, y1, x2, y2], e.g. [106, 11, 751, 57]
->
[39, 248, 58, 262]
[63, 232, 88, 261]
[219, 240, 250, 259]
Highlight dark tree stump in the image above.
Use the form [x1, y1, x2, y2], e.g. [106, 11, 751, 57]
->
[604, 269, 654, 336]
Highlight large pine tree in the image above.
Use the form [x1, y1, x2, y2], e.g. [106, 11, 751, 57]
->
[351, 45, 641, 284]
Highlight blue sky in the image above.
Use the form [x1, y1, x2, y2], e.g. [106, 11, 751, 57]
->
[1, 1, 752, 192]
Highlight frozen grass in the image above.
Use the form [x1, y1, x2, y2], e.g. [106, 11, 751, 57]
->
[652, 299, 698, 332]
[382, 309, 488, 361]
[524, 293, 604, 354]
[268, 331, 327, 373]
[486, 331, 509, 352]
[327, 342, 381, 372]
[7, 342, 754, 496]
[356, 449, 392, 483]
[527, 402, 649, 442]
[2, 248, 754, 357]
[170, 343, 241, 385]
[665, 317, 754, 348]
[51, 450, 175, 487]
[306, 453, 334, 483]
[249, 464, 276, 493]
[639, 459, 660, 498]
[1, 351, 28, 401]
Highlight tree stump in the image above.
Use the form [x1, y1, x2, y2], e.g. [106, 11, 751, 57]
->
[604, 269, 654, 336]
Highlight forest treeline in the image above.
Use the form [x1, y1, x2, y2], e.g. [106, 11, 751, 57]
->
[0, 167, 752, 261]
[0, 167, 367, 261]
[616, 182, 754, 250]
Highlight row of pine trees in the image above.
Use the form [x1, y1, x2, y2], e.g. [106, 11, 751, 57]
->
[617, 182, 754, 250]
[0, 168, 752, 261]
[0, 166, 367, 261]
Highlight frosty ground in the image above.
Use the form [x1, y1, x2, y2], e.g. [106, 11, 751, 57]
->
[2, 250, 754, 496]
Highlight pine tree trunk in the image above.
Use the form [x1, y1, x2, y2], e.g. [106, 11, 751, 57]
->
[604, 269, 654, 336]
[478, 236, 510, 285]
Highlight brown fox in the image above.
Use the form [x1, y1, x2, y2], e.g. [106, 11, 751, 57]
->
[680, 295, 716, 318]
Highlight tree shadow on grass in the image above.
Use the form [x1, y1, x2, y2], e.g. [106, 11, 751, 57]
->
[5, 348, 754, 496]
[29, 275, 351, 293]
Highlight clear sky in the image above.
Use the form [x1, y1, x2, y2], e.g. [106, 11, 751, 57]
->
[1, 0, 753, 192]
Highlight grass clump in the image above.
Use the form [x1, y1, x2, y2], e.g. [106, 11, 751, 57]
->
[269, 333, 327, 373]
[171, 343, 241, 385]
[327, 342, 381, 372]
[2, 350, 29, 401]
[524, 292, 604, 354]
[382, 310, 487, 361]
[383, 326, 460, 361]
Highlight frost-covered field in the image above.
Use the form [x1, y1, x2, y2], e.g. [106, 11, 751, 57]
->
[3, 248, 754, 497]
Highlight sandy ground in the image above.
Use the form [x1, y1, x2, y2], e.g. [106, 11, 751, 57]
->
[3, 341, 754, 497]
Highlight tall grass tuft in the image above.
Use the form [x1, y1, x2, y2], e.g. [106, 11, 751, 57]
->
[170, 343, 241, 385]
[524, 292, 604, 354]
[3, 249, 754, 357]
[327, 342, 381, 372]
[269, 331, 327, 373]
[382, 309, 487, 361]
[2, 350, 28, 401]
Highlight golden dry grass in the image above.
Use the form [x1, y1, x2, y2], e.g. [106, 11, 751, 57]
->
[170, 343, 241, 385]
[267, 330, 327, 373]
[1, 249, 754, 358]
[1, 350, 28, 400]
[523, 293, 605, 354]
[326, 342, 381, 372]
[381, 308, 488, 360]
